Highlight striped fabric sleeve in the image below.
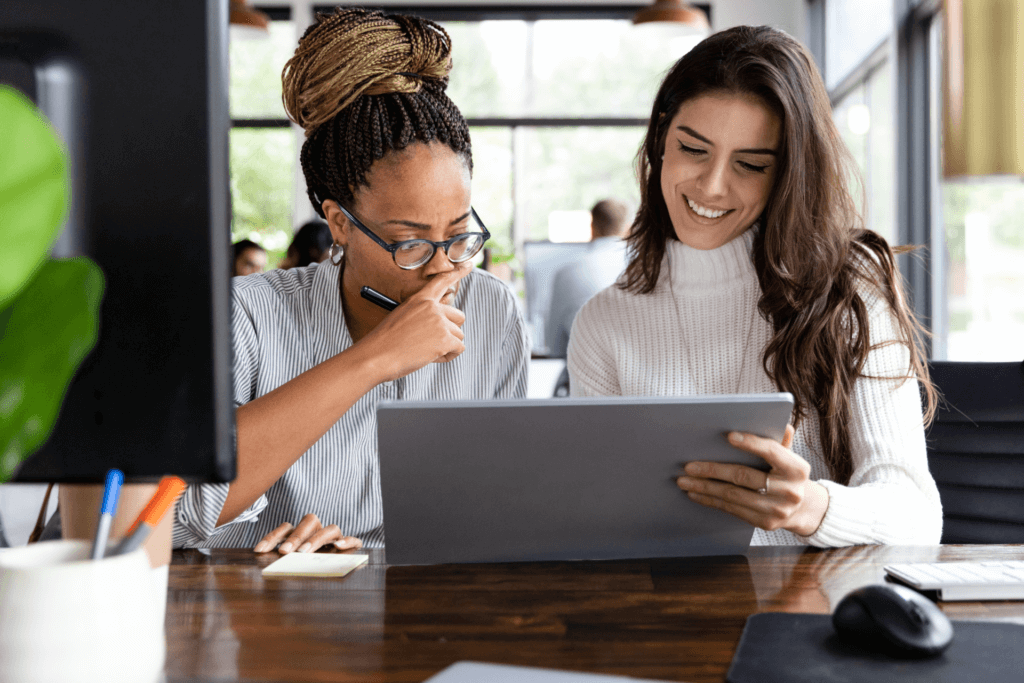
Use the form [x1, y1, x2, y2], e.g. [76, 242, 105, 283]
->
[172, 482, 268, 547]
[172, 286, 270, 547]
[230, 279, 261, 409]
[494, 292, 530, 400]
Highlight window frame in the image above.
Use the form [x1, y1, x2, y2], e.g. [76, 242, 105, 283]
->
[230, 5, 293, 130]
[819, 0, 945, 357]
[234, 4, 713, 268]
[228, 6, 300, 257]
[830, 48, 893, 244]
[893, 0, 944, 358]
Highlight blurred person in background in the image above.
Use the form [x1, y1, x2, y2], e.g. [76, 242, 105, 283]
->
[232, 239, 267, 276]
[546, 198, 631, 360]
[280, 219, 333, 269]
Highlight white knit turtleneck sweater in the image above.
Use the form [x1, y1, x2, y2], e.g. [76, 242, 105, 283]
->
[567, 229, 942, 547]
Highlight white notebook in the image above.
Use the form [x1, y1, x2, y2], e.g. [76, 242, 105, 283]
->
[261, 552, 368, 577]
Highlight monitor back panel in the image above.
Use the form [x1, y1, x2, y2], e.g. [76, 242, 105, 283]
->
[377, 394, 793, 565]
[522, 241, 589, 356]
[3, 0, 234, 482]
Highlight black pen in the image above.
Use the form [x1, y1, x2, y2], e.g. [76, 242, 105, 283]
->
[360, 286, 399, 312]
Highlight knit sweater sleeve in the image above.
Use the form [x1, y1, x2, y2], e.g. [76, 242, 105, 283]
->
[566, 290, 622, 397]
[802, 294, 943, 547]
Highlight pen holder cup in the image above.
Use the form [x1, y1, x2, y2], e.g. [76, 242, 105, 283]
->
[0, 539, 166, 683]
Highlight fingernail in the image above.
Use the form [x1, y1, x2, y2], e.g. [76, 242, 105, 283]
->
[298, 543, 312, 553]
[254, 542, 269, 553]
[280, 543, 293, 553]
[676, 476, 691, 488]
[729, 432, 744, 442]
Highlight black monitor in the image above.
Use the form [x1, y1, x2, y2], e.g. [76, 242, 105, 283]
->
[522, 241, 591, 357]
[2, 0, 235, 482]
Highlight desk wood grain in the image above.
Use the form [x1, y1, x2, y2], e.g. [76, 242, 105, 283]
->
[165, 545, 1024, 683]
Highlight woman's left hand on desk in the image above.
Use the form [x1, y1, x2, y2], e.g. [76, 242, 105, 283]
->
[675, 425, 830, 537]
[253, 513, 363, 554]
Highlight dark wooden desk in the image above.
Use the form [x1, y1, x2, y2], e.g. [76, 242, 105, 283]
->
[166, 545, 1024, 683]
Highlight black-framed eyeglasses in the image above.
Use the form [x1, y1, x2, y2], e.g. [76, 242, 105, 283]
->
[337, 204, 491, 270]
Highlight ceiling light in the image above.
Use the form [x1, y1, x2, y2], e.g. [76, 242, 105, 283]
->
[229, 0, 270, 40]
[632, 0, 711, 31]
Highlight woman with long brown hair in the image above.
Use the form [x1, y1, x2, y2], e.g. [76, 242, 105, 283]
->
[568, 26, 941, 546]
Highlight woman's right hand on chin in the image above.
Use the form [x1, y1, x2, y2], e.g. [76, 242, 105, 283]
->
[253, 513, 363, 554]
[361, 262, 472, 381]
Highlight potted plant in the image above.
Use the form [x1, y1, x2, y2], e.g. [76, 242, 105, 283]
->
[0, 85, 103, 484]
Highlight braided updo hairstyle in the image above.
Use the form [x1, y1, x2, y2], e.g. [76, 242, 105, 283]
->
[282, 8, 472, 217]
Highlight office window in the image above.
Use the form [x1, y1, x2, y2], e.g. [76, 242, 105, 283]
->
[236, 8, 707, 273]
[229, 128, 296, 255]
[467, 126, 514, 253]
[834, 88, 868, 219]
[825, 0, 893, 90]
[519, 127, 646, 242]
[926, 14, 1024, 360]
[833, 61, 896, 244]
[940, 183, 1024, 361]
[229, 17, 297, 265]
[436, 15, 701, 265]
[445, 20, 689, 118]
[229, 20, 295, 119]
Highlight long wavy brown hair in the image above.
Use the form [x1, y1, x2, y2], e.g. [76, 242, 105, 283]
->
[624, 26, 936, 485]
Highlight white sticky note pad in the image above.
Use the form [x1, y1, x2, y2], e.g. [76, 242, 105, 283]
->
[261, 552, 368, 577]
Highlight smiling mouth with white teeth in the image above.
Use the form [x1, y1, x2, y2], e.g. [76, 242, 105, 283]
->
[686, 197, 732, 219]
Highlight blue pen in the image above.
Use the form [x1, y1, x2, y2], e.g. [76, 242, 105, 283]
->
[91, 468, 124, 560]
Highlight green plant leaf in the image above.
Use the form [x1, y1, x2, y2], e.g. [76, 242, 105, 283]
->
[0, 257, 103, 482]
[0, 85, 69, 310]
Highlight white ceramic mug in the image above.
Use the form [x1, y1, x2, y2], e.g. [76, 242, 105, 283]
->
[0, 539, 166, 683]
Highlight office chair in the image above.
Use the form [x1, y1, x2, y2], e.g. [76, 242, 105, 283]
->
[553, 366, 571, 398]
[926, 361, 1024, 544]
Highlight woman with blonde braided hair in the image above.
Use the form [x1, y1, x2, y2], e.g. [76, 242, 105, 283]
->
[173, 8, 528, 553]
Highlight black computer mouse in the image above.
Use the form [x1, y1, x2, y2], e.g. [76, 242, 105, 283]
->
[832, 584, 954, 657]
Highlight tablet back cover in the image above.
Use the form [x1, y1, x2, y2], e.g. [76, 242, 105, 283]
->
[378, 394, 793, 565]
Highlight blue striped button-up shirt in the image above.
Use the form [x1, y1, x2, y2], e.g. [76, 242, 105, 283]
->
[173, 260, 529, 548]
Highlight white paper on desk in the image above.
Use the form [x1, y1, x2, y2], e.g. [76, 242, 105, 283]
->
[424, 662, 673, 682]
[261, 552, 368, 577]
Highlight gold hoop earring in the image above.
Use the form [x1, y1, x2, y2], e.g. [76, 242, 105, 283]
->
[329, 243, 344, 266]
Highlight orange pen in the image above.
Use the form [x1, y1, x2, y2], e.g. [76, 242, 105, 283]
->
[112, 476, 187, 556]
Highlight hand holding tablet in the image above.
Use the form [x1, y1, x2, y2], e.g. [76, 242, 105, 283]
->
[676, 425, 831, 537]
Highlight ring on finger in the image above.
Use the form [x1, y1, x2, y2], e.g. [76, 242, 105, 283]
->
[757, 474, 771, 496]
